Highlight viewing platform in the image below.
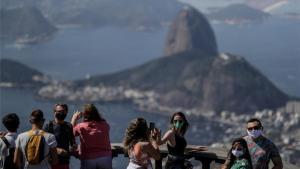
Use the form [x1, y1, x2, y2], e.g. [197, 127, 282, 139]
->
[111, 143, 227, 169]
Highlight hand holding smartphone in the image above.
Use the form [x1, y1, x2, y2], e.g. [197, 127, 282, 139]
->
[73, 111, 82, 120]
[149, 122, 155, 130]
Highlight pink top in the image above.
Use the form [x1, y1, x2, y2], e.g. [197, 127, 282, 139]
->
[74, 121, 112, 159]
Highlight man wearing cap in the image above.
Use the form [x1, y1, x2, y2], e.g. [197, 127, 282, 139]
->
[14, 109, 58, 169]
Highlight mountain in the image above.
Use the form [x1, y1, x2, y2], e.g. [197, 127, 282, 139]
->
[0, 59, 48, 87]
[75, 49, 289, 113]
[246, 0, 300, 18]
[0, 0, 183, 29]
[164, 7, 218, 56]
[39, 7, 289, 114]
[0, 7, 57, 44]
[178, 0, 245, 13]
[74, 7, 288, 113]
[208, 4, 270, 24]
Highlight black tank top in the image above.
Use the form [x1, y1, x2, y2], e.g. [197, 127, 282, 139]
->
[167, 134, 187, 156]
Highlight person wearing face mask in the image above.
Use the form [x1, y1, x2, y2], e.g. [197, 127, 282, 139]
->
[242, 118, 283, 169]
[155, 112, 190, 169]
[222, 138, 252, 169]
[44, 104, 76, 169]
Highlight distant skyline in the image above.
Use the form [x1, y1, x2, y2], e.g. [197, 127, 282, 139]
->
[178, 0, 245, 12]
[178, 0, 300, 14]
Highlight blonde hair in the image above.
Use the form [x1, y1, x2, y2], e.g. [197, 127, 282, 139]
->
[123, 118, 149, 153]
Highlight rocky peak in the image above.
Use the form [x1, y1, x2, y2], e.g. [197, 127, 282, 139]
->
[164, 6, 218, 57]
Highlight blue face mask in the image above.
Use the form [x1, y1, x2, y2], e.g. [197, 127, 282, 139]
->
[247, 129, 262, 138]
[232, 149, 244, 157]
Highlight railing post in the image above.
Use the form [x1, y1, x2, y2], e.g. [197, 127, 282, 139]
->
[155, 158, 163, 169]
[198, 158, 213, 169]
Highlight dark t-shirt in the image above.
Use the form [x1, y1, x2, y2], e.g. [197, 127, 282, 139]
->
[44, 121, 75, 165]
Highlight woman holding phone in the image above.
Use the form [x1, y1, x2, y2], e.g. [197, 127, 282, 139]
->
[155, 112, 190, 169]
[124, 117, 160, 169]
[71, 104, 112, 169]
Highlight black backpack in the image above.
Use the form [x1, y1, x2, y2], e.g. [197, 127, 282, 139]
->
[0, 136, 17, 169]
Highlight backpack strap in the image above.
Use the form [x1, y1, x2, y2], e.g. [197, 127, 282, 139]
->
[27, 130, 45, 136]
[1, 136, 17, 169]
[0, 136, 10, 148]
[49, 121, 54, 134]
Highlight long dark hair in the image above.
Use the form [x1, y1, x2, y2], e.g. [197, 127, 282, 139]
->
[82, 104, 105, 122]
[227, 138, 253, 169]
[170, 112, 189, 135]
[123, 118, 149, 153]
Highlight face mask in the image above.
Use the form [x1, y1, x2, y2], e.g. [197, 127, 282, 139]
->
[55, 112, 67, 120]
[232, 149, 244, 157]
[174, 121, 184, 129]
[247, 129, 262, 138]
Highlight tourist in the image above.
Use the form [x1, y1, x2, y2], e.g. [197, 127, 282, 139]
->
[44, 104, 76, 169]
[243, 118, 283, 169]
[124, 117, 160, 169]
[71, 104, 112, 169]
[222, 138, 252, 169]
[0, 113, 20, 169]
[223, 118, 283, 169]
[14, 109, 58, 169]
[155, 112, 190, 169]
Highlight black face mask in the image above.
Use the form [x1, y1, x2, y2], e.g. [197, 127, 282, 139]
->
[55, 112, 67, 120]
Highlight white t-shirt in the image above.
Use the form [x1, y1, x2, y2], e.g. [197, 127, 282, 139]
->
[0, 132, 18, 169]
[15, 130, 57, 169]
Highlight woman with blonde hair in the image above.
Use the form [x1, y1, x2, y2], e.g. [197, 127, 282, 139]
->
[124, 118, 160, 169]
[71, 104, 112, 169]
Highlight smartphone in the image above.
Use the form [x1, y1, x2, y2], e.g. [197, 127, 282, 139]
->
[149, 122, 155, 130]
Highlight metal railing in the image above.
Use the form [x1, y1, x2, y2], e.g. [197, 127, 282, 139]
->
[111, 143, 227, 169]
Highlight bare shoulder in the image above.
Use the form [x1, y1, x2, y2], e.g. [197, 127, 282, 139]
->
[139, 141, 151, 148]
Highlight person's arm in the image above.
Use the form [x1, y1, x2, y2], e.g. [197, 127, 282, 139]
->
[69, 123, 76, 147]
[13, 147, 22, 169]
[156, 129, 175, 146]
[220, 148, 233, 169]
[270, 142, 283, 169]
[141, 141, 160, 160]
[48, 134, 58, 165]
[271, 156, 283, 169]
[13, 136, 22, 169]
[221, 159, 231, 169]
[71, 111, 82, 127]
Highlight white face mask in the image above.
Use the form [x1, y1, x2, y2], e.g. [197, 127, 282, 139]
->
[247, 129, 262, 138]
[232, 149, 244, 157]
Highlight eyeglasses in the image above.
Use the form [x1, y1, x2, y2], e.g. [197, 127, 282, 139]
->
[247, 126, 260, 131]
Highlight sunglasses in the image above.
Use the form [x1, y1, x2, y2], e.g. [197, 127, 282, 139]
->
[173, 120, 184, 123]
[247, 126, 261, 131]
